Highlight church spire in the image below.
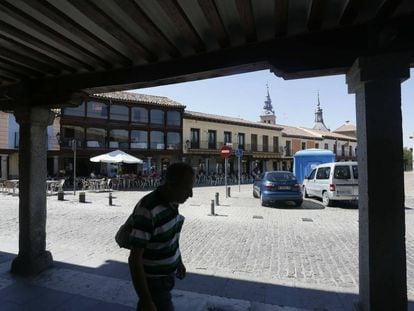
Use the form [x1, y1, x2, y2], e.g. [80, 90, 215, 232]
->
[312, 91, 329, 131]
[263, 83, 274, 114]
[260, 83, 276, 124]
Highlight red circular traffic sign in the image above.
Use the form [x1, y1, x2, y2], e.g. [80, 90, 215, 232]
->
[220, 145, 232, 158]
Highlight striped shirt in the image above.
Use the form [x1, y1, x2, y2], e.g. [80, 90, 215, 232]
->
[129, 187, 185, 277]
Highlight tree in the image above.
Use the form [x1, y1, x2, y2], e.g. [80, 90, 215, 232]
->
[403, 147, 413, 171]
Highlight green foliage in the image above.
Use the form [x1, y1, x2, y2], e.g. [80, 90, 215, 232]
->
[403, 147, 413, 171]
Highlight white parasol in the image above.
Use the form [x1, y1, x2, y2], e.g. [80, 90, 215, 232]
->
[90, 149, 143, 164]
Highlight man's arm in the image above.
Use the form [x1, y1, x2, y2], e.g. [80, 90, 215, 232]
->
[176, 256, 186, 280]
[128, 247, 156, 311]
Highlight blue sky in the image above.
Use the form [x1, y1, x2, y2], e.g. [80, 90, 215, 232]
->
[131, 69, 414, 148]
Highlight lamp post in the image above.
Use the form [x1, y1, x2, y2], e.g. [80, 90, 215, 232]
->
[72, 139, 77, 195]
[410, 134, 414, 171]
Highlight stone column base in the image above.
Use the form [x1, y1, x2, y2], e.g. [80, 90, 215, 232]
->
[11, 251, 53, 276]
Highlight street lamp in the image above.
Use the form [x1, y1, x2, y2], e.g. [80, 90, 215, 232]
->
[410, 134, 414, 171]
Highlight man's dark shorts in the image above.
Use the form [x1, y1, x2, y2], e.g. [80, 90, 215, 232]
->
[137, 274, 175, 311]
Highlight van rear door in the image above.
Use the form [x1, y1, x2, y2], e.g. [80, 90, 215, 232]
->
[332, 165, 357, 197]
[352, 165, 359, 197]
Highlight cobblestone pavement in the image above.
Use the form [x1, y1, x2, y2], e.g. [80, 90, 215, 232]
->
[0, 172, 413, 310]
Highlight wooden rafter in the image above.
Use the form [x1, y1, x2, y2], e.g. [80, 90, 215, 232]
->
[198, 0, 229, 47]
[235, 0, 256, 42]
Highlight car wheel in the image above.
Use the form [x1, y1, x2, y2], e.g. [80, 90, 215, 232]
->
[322, 191, 332, 207]
[304, 186, 309, 198]
[295, 200, 303, 207]
[260, 193, 266, 206]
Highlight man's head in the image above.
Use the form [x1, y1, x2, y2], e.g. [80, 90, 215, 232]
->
[164, 162, 195, 204]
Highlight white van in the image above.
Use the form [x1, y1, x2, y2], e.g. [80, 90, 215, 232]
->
[302, 161, 358, 207]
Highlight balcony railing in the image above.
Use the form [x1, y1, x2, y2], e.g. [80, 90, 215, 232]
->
[60, 137, 181, 151]
[187, 140, 282, 153]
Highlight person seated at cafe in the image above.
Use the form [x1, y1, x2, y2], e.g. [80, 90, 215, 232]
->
[150, 168, 159, 178]
[90, 171, 96, 178]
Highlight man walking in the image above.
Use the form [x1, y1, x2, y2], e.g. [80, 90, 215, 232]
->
[128, 162, 195, 311]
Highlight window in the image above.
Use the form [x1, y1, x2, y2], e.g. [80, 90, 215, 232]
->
[167, 111, 181, 126]
[352, 165, 358, 179]
[301, 142, 306, 150]
[131, 107, 148, 124]
[238, 133, 245, 149]
[224, 131, 232, 144]
[131, 130, 148, 149]
[190, 128, 200, 149]
[150, 109, 164, 125]
[334, 165, 351, 179]
[62, 125, 84, 148]
[324, 143, 329, 150]
[273, 136, 279, 153]
[263, 135, 269, 152]
[208, 130, 216, 149]
[316, 167, 331, 179]
[308, 169, 316, 179]
[86, 128, 106, 148]
[315, 143, 319, 149]
[341, 145, 345, 156]
[167, 132, 180, 149]
[267, 171, 295, 181]
[349, 146, 353, 156]
[251, 134, 258, 151]
[285, 141, 291, 156]
[109, 129, 129, 149]
[110, 105, 129, 121]
[14, 132, 19, 148]
[150, 131, 165, 149]
[334, 143, 337, 154]
[87, 101, 108, 119]
[63, 102, 85, 117]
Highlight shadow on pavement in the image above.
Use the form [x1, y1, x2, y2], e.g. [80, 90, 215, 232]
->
[0, 250, 357, 310]
[2, 250, 414, 310]
[264, 199, 325, 210]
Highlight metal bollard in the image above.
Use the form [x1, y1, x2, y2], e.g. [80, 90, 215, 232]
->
[210, 200, 215, 216]
[215, 192, 219, 206]
[109, 192, 113, 206]
[227, 186, 231, 197]
[79, 192, 86, 203]
[57, 190, 64, 201]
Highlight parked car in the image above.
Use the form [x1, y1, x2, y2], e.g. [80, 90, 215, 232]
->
[253, 171, 303, 207]
[302, 161, 358, 207]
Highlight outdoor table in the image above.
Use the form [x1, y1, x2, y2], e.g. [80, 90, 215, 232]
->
[5, 179, 19, 195]
[88, 179, 103, 191]
[46, 180, 61, 194]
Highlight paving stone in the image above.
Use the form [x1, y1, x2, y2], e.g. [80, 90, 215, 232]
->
[0, 172, 413, 310]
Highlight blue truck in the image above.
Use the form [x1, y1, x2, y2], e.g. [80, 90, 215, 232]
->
[293, 149, 336, 184]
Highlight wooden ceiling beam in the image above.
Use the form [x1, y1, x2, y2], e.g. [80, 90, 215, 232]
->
[11, 26, 372, 96]
[339, 0, 362, 25]
[198, 0, 230, 47]
[117, 0, 181, 58]
[18, 0, 119, 69]
[307, 0, 328, 31]
[157, 0, 206, 53]
[0, 47, 61, 76]
[0, 57, 44, 78]
[0, 35, 76, 74]
[235, 0, 257, 42]
[0, 1, 110, 70]
[274, 0, 288, 36]
[69, 0, 152, 64]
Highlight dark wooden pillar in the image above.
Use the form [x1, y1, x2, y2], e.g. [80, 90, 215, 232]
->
[346, 54, 410, 310]
[11, 106, 55, 276]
